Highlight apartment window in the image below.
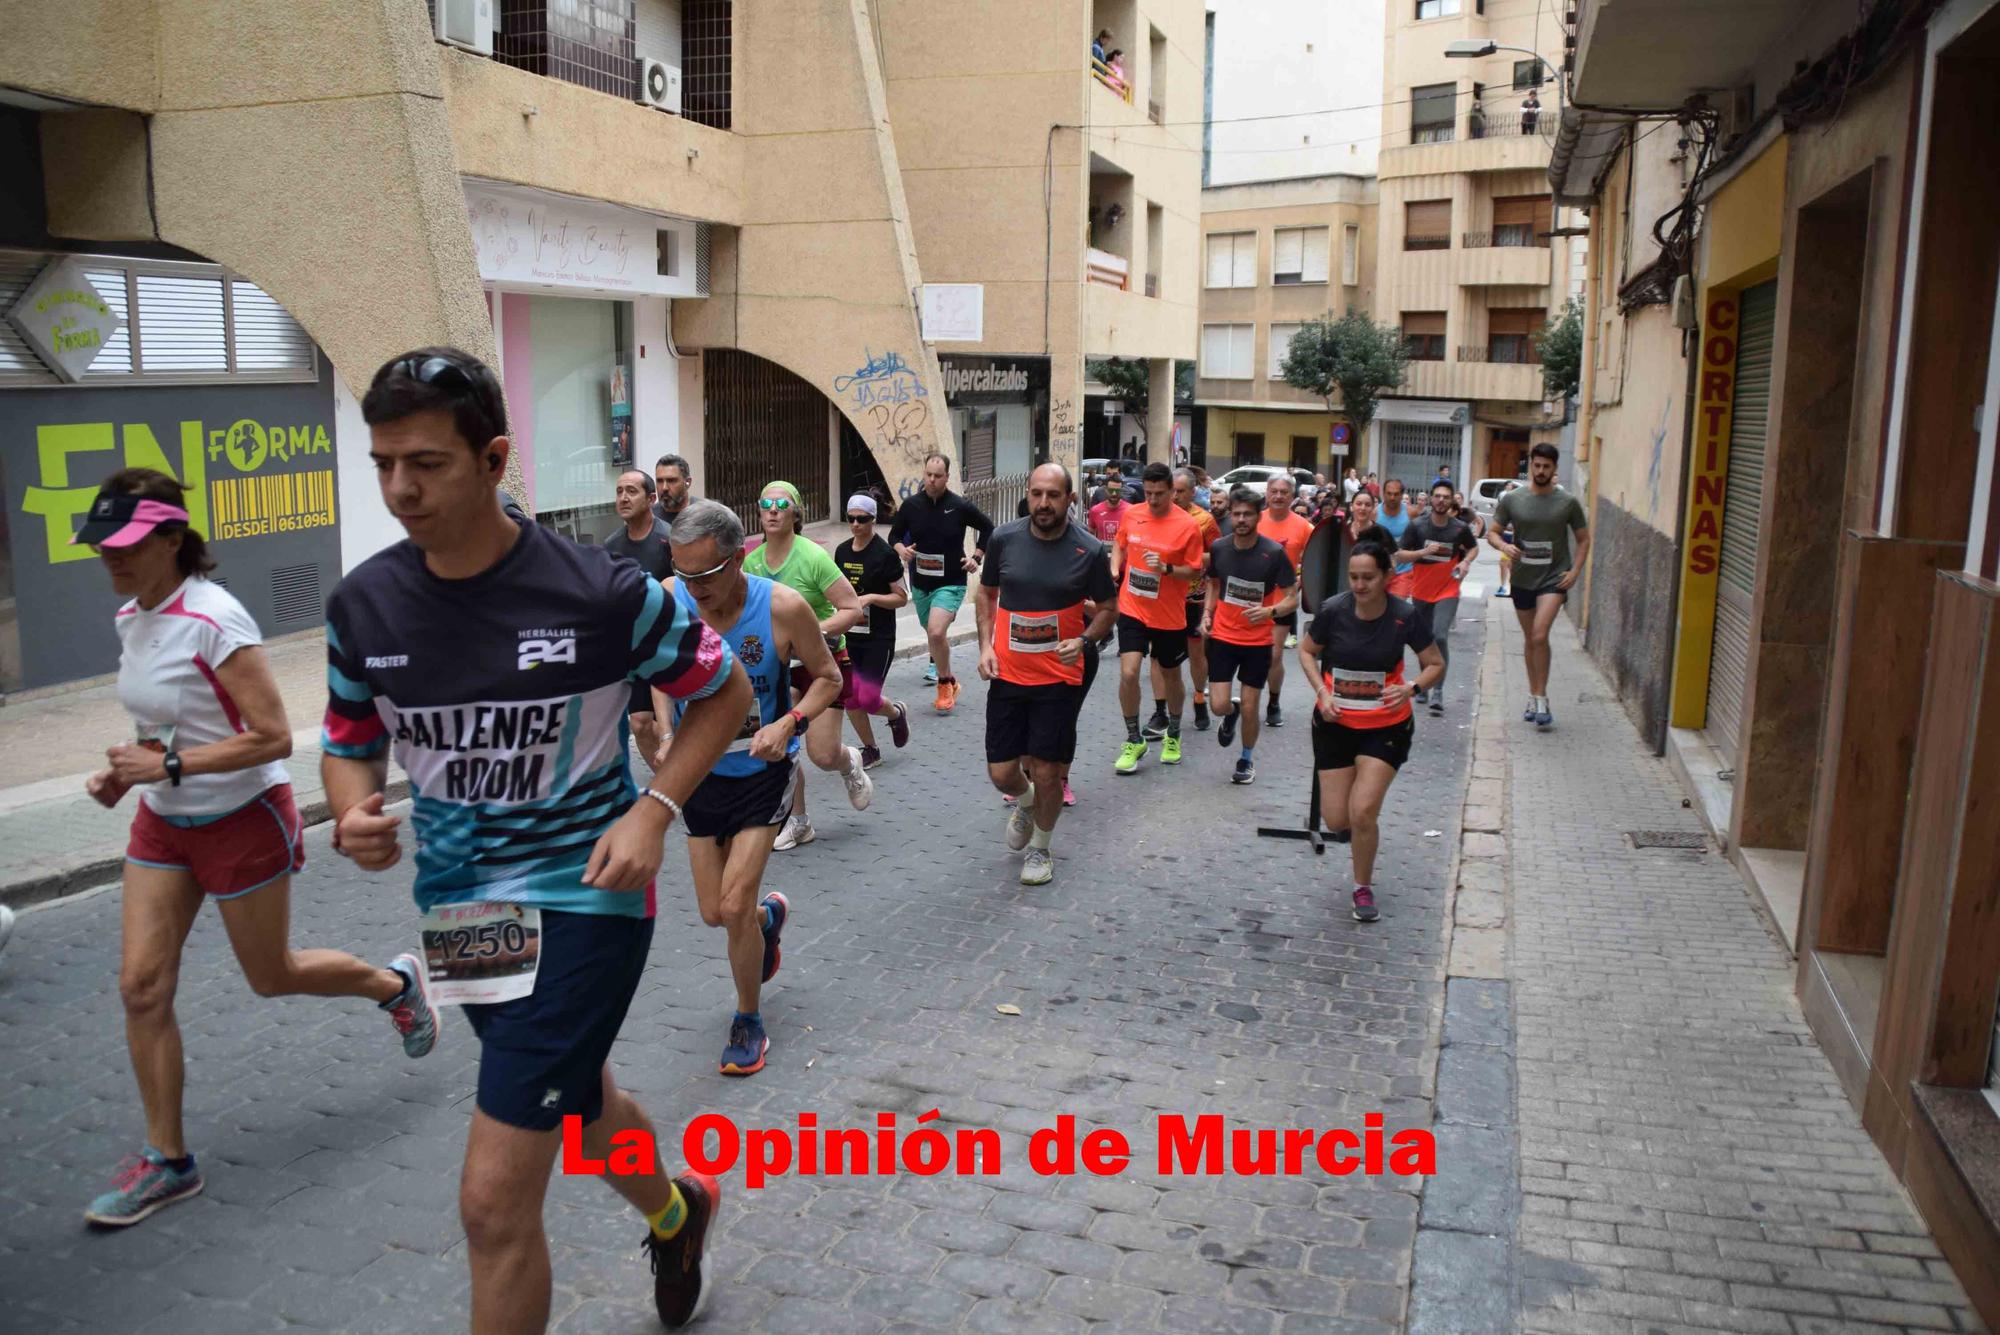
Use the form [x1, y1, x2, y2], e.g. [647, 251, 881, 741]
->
[1234, 431, 1266, 462]
[1488, 307, 1544, 363]
[1290, 435, 1317, 470]
[1272, 227, 1329, 285]
[1201, 323, 1255, 379]
[1492, 195, 1552, 248]
[1411, 82, 1456, 144]
[682, 0, 732, 130]
[1269, 323, 1303, 378]
[1513, 58, 1546, 90]
[1205, 232, 1256, 288]
[1341, 223, 1360, 285]
[1405, 200, 1452, 251]
[1403, 311, 1446, 362]
[1415, 0, 1461, 17]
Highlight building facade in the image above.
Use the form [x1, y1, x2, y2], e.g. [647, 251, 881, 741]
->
[1203, 0, 1385, 185]
[1554, 0, 2000, 1315]
[1194, 174, 1378, 473]
[0, 0, 1200, 691]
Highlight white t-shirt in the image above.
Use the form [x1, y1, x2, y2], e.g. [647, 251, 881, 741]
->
[115, 576, 288, 817]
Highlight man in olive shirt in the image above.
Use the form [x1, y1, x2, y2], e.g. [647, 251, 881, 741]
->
[1488, 443, 1590, 730]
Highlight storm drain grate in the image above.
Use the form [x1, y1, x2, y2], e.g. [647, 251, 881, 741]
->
[1628, 830, 1708, 850]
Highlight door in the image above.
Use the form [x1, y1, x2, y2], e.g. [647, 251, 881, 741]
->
[1704, 280, 1776, 762]
[1384, 421, 1460, 492]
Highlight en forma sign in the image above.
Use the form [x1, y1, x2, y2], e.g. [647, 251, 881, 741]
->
[1669, 291, 1739, 729]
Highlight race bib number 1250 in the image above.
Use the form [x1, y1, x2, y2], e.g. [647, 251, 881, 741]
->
[420, 903, 541, 1005]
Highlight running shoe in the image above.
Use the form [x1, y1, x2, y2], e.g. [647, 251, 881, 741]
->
[1216, 709, 1238, 748]
[1019, 847, 1054, 886]
[1351, 886, 1380, 923]
[934, 681, 953, 714]
[1160, 735, 1183, 765]
[1429, 697, 1444, 717]
[85, 1149, 203, 1227]
[1114, 740, 1148, 775]
[1523, 697, 1538, 722]
[1285, 634, 1298, 650]
[859, 744, 883, 770]
[1061, 779, 1076, 807]
[1192, 699, 1210, 732]
[719, 1014, 769, 1076]
[1494, 586, 1509, 597]
[1005, 787, 1036, 850]
[888, 701, 911, 748]
[842, 750, 874, 810]
[923, 659, 938, 684]
[644, 1170, 719, 1329]
[383, 953, 440, 1059]
[773, 815, 815, 850]
[1232, 758, 1256, 785]
[1535, 701, 1554, 731]
[1413, 687, 1428, 705]
[0, 903, 14, 959]
[1141, 705, 1168, 740]
[759, 893, 789, 983]
[1266, 701, 1285, 729]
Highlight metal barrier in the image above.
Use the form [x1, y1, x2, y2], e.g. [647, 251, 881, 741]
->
[963, 471, 1033, 522]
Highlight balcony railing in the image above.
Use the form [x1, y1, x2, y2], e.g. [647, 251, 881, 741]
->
[1459, 341, 1541, 364]
[1405, 234, 1451, 252]
[1462, 228, 1549, 249]
[1412, 123, 1455, 144]
[1470, 111, 1539, 138]
[1086, 247, 1130, 290]
[1092, 59, 1133, 104]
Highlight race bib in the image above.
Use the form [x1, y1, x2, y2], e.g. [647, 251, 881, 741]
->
[1224, 576, 1265, 610]
[1008, 611, 1060, 653]
[1519, 539, 1554, 566]
[1328, 667, 1387, 711]
[1126, 568, 1162, 599]
[725, 703, 766, 754]
[419, 903, 540, 1005]
[915, 552, 947, 578]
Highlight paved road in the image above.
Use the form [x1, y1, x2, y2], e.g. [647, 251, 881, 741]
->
[0, 630, 1482, 1334]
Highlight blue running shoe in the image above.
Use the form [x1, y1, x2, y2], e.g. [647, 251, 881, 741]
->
[384, 953, 440, 1058]
[1231, 758, 1256, 785]
[85, 1148, 202, 1227]
[923, 659, 938, 685]
[759, 893, 789, 983]
[1535, 702, 1554, 730]
[1523, 697, 1537, 722]
[720, 1013, 769, 1076]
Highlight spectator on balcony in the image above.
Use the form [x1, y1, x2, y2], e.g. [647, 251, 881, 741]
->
[1521, 91, 1540, 136]
[1105, 50, 1129, 97]
[1093, 29, 1112, 63]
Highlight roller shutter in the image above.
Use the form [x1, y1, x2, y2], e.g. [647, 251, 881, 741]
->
[1704, 279, 1775, 761]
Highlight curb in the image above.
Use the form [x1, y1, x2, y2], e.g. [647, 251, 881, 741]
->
[1, 778, 412, 913]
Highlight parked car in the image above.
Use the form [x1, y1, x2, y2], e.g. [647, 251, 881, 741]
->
[1469, 476, 1524, 519]
[1214, 464, 1317, 499]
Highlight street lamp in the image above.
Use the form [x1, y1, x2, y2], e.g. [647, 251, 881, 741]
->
[1443, 39, 1562, 120]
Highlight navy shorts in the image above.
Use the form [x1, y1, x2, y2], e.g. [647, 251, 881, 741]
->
[461, 910, 654, 1131]
[1205, 636, 1273, 691]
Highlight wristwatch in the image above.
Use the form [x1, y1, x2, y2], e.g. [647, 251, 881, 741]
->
[163, 750, 183, 787]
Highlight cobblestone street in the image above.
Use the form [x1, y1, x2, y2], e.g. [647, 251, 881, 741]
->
[0, 626, 1480, 1334]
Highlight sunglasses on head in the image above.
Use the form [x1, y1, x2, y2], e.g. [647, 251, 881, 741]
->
[393, 354, 477, 394]
[758, 496, 794, 511]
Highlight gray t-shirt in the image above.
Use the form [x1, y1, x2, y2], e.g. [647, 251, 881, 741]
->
[1494, 486, 1588, 591]
[601, 516, 673, 581]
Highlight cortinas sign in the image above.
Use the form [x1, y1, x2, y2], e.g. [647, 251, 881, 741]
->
[6, 257, 123, 382]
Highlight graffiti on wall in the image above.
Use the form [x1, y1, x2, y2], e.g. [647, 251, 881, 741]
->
[838, 349, 932, 470]
[1049, 397, 1077, 469]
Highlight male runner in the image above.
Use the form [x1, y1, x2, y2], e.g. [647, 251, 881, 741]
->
[888, 453, 995, 709]
[1377, 477, 1414, 595]
[978, 463, 1116, 884]
[323, 348, 753, 1332]
[1111, 462, 1206, 774]
[653, 453, 694, 527]
[1146, 466, 1219, 735]
[603, 468, 674, 765]
[1201, 486, 1298, 784]
[1489, 443, 1589, 728]
[1399, 480, 1479, 714]
[667, 501, 841, 1076]
[1086, 477, 1131, 542]
[1257, 474, 1314, 729]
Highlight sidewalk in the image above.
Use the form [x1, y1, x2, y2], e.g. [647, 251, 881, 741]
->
[1474, 597, 1981, 1332]
[0, 591, 974, 910]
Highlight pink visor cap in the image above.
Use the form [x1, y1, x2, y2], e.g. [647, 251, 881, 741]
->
[72, 493, 192, 548]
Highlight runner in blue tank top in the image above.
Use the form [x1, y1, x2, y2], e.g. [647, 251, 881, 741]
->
[665, 501, 846, 1077]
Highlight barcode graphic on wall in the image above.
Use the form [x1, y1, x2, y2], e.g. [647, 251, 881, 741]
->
[210, 470, 337, 542]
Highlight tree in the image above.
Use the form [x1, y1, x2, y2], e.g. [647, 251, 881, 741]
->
[1278, 310, 1409, 439]
[1085, 357, 1195, 443]
[1535, 297, 1583, 401]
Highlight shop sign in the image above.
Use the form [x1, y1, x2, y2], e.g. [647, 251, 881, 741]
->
[464, 182, 701, 299]
[939, 355, 1049, 406]
[6, 256, 124, 382]
[1669, 290, 1739, 729]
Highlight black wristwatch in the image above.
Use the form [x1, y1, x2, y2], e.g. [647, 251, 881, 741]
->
[163, 750, 184, 787]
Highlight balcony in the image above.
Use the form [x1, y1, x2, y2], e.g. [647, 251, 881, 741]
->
[1087, 248, 1130, 291]
[1092, 58, 1133, 105]
[1457, 342, 1541, 365]
[1453, 242, 1553, 287]
[1403, 356, 1546, 402]
[1381, 120, 1551, 180]
[1405, 234, 1451, 252]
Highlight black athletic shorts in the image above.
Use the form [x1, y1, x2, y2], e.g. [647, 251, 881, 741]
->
[1184, 597, 1204, 635]
[1509, 583, 1568, 613]
[1311, 716, 1416, 772]
[1206, 636, 1272, 691]
[682, 758, 797, 842]
[1116, 614, 1189, 667]
[986, 679, 1083, 764]
[628, 680, 654, 717]
[461, 910, 654, 1131]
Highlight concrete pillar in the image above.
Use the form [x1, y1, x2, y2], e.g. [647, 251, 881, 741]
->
[1146, 357, 1173, 466]
[1049, 352, 1084, 478]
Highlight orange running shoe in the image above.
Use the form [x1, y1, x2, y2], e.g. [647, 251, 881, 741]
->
[935, 679, 956, 714]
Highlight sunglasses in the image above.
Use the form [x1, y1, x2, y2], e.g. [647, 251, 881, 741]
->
[393, 354, 477, 394]
[846, 513, 874, 523]
[671, 554, 736, 585]
[758, 497, 794, 512]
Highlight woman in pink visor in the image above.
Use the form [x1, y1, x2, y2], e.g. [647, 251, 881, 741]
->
[74, 467, 440, 1229]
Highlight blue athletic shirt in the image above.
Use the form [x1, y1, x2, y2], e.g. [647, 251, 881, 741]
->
[322, 517, 733, 919]
[671, 573, 798, 779]
[1378, 505, 1413, 573]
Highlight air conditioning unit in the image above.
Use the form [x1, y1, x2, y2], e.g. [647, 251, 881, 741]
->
[638, 57, 681, 113]
[434, 0, 493, 56]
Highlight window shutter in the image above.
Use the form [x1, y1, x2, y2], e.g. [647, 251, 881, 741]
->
[230, 281, 314, 373]
[1232, 325, 1255, 377]
[1489, 307, 1540, 336]
[1301, 227, 1330, 282]
[0, 254, 49, 378]
[1402, 312, 1446, 337]
[1406, 200, 1451, 237]
[1231, 233, 1255, 285]
[84, 269, 134, 375]
[1342, 225, 1360, 285]
[1492, 197, 1535, 227]
[136, 274, 227, 372]
[1273, 229, 1304, 277]
[1269, 323, 1300, 377]
[1206, 235, 1232, 287]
